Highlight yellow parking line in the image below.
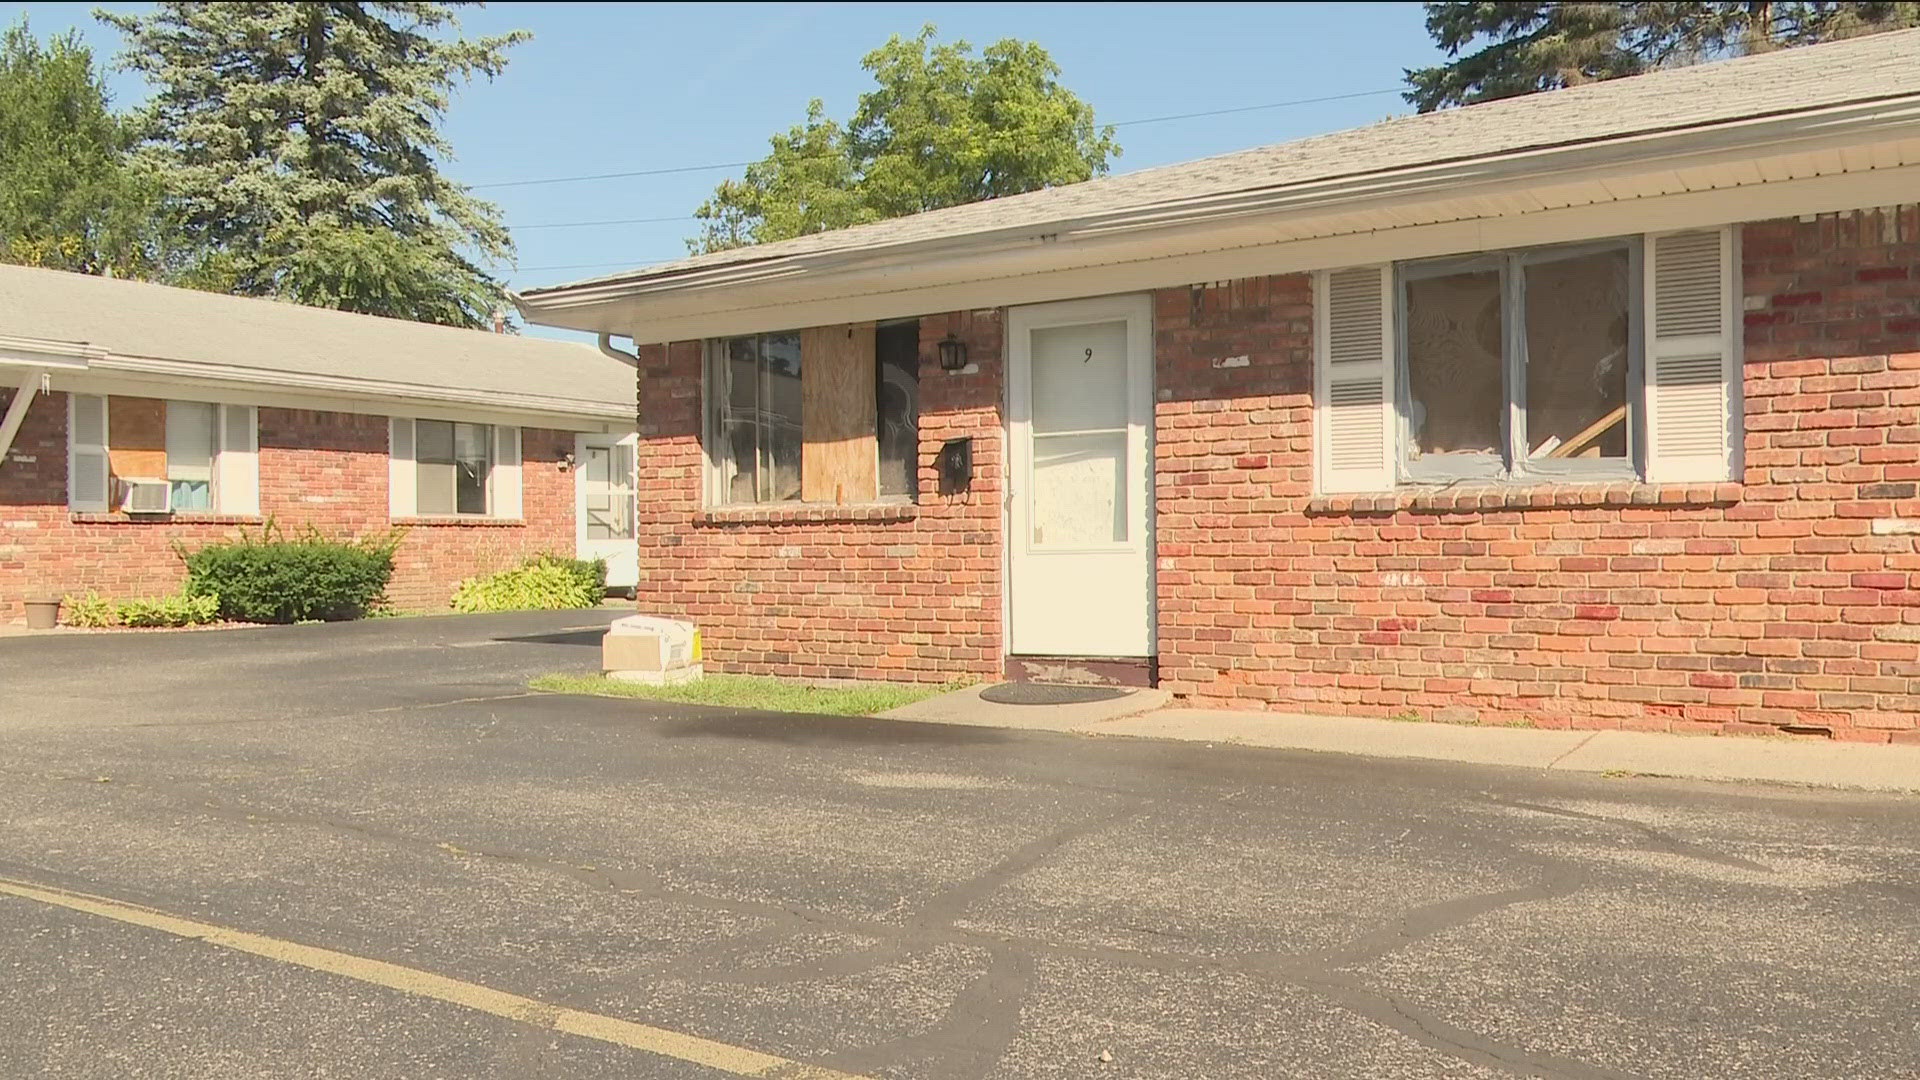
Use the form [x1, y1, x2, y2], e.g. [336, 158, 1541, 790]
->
[0, 875, 870, 1080]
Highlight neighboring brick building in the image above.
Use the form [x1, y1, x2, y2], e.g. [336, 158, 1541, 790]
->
[0, 266, 639, 620]
[521, 33, 1920, 742]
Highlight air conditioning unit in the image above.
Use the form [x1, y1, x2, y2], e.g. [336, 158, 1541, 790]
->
[120, 477, 172, 514]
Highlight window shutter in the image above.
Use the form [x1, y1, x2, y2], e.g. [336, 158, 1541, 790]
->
[216, 404, 259, 516]
[1645, 228, 1738, 484]
[1313, 266, 1396, 493]
[68, 393, 110, 511]
[389, 418, 416, 518]
[491, 425, 522, 519]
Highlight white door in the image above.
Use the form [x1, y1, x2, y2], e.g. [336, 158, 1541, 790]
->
[576, 433, 638, 590]
[1006, 295, 1155, 657]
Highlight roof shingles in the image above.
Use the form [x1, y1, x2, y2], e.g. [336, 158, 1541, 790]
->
[524, 28, 1920, 296]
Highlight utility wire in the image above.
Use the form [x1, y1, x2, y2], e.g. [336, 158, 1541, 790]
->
[1106, 87, 1401, 128]
[513, 214, 696, 230]
[512, 259, 674, 274]
[477, 86, 1403, 192]
[475, 160, 756, 190]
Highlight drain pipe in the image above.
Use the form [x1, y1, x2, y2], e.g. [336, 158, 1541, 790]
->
[597, 333, 639, 367]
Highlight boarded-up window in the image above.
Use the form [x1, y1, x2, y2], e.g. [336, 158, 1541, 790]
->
[709, 321, 917, 506]
[70, 395, 256, 514]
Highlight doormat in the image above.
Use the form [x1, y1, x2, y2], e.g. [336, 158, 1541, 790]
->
[979, 683, 1133, 706]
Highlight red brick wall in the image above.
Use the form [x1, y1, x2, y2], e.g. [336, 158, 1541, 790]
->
[630, 313, 1003, 682]
[624, 207, 1918, 740]
[1156, 208, 1920, 742]
[0, 396, 577, 619]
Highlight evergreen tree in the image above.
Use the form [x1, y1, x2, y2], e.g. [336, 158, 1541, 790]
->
[1407, 2, 1920, 113]
[0, 19, 160, 275]
[102, 2, 526, 327]
[692, 26, 1118, 254]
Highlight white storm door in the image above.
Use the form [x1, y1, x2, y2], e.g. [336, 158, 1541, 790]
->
[576, 433, 638, 589]
[1006, 295, 1155, 657]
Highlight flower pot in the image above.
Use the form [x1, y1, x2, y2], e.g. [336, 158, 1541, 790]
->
[23, 598, 61, 630]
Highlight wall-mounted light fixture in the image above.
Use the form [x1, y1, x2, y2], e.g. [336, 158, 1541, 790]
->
[558, 452, 576, 473]
[936, 332, 969, 372]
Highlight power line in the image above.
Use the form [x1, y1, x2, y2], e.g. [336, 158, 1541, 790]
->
[512, 259, 676, 274]
[474, 160, 755, 190]
[513, 214, 696, 230]
[1108, 87, 1402, 128]
[473, 87, 1403, 192]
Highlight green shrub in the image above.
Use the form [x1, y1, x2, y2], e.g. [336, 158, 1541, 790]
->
[451, 554, 607, 613]
[181, 521, 401, 623]
[116, 592, 221, 628]
[62, 590, 117, 628]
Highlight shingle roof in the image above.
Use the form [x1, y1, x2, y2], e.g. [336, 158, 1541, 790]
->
[523, 27, 1920, 296]
[0, 264, 630, 414]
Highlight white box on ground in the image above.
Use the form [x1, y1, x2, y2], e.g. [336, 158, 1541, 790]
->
[602, 615, 703, 685]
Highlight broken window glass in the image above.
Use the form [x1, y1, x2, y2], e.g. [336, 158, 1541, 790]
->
[1523, 249, 1631, 461]
[1404, 268, 1504, 467]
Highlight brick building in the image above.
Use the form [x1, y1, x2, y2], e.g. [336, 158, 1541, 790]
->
[520, 33, 1920, 742]
[0, 266, 639, 619]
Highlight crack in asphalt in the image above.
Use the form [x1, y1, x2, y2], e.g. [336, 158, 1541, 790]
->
[9, 765, 1652, 1080]
[1487, 796, 1775, 873]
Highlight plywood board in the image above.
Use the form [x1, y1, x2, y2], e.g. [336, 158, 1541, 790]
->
[801, 322, 877, 503]
[107, 395, 166, 479]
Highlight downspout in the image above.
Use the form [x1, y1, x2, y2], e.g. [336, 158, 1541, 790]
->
[597, 333, 639, 367]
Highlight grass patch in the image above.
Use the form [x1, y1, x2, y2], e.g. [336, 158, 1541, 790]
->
[529, 673, 960, 717]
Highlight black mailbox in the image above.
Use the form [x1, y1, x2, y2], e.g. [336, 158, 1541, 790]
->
[937, 437, 973, 494]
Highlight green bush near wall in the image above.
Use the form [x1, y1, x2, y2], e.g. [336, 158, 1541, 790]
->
[180, 522, 401, 623]
[116, 592, 222, 628]
[451, 555, 608, 613]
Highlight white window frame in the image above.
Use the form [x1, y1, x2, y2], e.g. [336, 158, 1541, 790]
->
[65, 394, 257, 515]
[1394, 236, 1644, 485]
[1314, 226, 1738, 496]
[388, 417, 521, 520]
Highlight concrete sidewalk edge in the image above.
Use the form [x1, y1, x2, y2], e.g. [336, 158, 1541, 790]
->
[1088, 709, 1920, 793]
[881, 686, 1920, 793]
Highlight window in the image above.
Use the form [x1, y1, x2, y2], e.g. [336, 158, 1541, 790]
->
[875, 321, 920, 500]
[710, 332, 802, 504]
[416, 419, 492, 515]
[388, 418, 521, 519]
[1313, 228, 1737, 494]
[65, 394, 258, 515]
[706, 321, 920, 506]
[166, 401, 218, 510]
[1399, 240, 1636, 482]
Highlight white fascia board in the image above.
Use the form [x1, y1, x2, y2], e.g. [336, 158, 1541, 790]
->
[0, 335, 102, 369]
[566, 159, 1920, 344]
[78, 353, 632, 424]
[50, 367, 633, 434]
[520, 96, 1920, 337]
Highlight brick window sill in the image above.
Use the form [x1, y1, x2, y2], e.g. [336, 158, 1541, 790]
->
[694, 503, 919, 527]
[1307, 482, 1744, 516]
[70, 512, 266, 526]
[392, 516, 526, 528]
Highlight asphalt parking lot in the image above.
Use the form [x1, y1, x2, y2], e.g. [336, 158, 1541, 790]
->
[1, 611, 1916, 1079]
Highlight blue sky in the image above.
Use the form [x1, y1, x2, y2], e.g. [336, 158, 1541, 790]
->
[3, 2, 1446, 336]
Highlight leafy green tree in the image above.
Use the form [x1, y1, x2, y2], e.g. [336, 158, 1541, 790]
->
[1406, 2, 1920, 112]
[0, 19, 160, 275]
[101, 2, 526, 328]
[692, 26, 1119, 253]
